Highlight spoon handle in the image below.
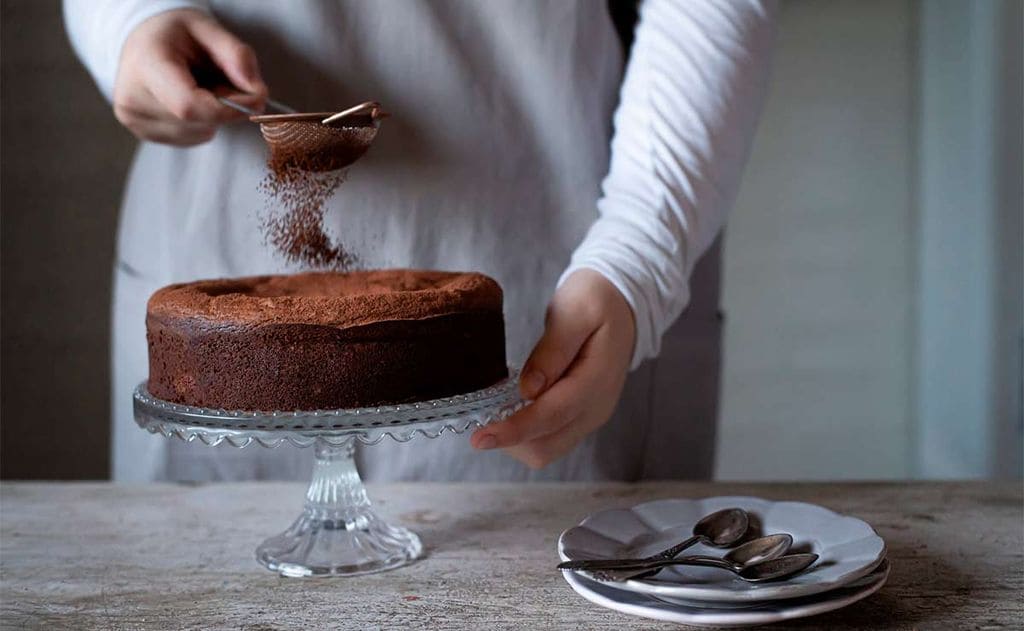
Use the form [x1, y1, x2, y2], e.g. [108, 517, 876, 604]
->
[647, 556, 737, 571]
[593, 555, 737, 574]
[589, 556, 737, 582]
[649, 534, 703, 562]
[558, 534, 703, 571]
[591, 553, 819, 583]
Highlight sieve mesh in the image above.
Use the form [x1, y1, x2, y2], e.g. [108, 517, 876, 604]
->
[250, 104, 383, 173]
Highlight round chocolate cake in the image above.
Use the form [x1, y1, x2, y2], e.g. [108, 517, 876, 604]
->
[146, 270, 508, 410]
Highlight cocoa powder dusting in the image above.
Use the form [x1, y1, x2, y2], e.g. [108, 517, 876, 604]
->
[259, 129, 373, 269]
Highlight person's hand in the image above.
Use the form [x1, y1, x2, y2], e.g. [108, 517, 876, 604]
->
[113, 9, 268, 145]
[470, 269, 636, 469]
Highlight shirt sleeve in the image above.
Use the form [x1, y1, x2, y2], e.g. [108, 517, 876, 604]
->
[559, 0, 778, 369]
[63, 0, 210, 102]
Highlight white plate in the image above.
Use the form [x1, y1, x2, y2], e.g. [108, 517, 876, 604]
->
[558, 496, 886, 603]
[562, 558, 890, 628]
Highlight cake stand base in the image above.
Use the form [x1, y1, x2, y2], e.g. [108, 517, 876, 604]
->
[255, 441, 422, 577]
[134, 370, 522, 577]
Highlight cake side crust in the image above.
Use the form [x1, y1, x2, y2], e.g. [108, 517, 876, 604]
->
[147, 311, 508, 410]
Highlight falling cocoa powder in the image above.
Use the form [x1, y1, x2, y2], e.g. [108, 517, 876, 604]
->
[259, 165, 355, 269]
[258, 125, 376, 269]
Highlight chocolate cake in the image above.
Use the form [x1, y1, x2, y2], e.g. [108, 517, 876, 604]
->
[146, 270, 508, 411]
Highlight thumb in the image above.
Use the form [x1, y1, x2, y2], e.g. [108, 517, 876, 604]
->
[520, 300, 596, 400]
[189, 17, 268, 97]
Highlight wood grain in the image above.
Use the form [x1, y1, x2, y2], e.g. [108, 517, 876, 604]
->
[1, 482, 1020, 629]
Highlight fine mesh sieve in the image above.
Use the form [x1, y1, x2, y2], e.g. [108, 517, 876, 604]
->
[249, 101, 386, 172]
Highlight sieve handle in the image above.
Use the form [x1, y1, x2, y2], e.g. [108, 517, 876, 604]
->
[218, 95, 297, 117]
[265, 97, 297, 114]
[218, 96, 258, 116]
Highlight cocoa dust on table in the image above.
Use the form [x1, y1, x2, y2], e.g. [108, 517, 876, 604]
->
[259, 149, 358, 269]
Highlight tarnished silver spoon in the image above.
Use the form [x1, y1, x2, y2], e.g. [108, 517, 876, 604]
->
[558, 507, 750, 572]
[592, 551, 818, 584]
[589, 534, 794, 582]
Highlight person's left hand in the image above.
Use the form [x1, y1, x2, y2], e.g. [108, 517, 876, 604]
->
[470, 269, 636, 469]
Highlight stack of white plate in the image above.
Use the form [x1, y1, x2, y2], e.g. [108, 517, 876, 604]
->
[558, 496, 888, 627]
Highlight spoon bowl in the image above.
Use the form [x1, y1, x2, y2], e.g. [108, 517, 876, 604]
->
[737, 553, 819, 582]
[695, 507, 750, 548]
[723, 533, 793, 568]
[558, 507, 751, 573]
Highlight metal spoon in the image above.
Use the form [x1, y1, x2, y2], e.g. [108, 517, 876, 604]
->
[557, 507, 750, 572]
[592, 552, 819, 584]
[588, 534, 793, 582]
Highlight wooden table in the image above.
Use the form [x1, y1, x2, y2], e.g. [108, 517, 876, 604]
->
[1, 482, 1021, 629]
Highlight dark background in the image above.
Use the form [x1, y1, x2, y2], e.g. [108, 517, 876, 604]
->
[1, 1, 134, 479]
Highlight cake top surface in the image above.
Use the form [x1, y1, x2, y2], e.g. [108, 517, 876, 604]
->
[148, 269, 502, 328]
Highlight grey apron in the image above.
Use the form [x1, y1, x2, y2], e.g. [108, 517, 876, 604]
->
[111, 0, 721, 482]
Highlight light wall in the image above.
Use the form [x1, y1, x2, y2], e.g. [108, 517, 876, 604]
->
[716, 0, 917, 479]
[916, 0, 1023, 479]
[717, 0, 1023, 480]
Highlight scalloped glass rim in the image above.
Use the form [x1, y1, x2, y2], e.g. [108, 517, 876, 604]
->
[132, 367, 524, 447]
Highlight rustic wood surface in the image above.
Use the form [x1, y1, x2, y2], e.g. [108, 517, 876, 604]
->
[1, 482, 1021, 630]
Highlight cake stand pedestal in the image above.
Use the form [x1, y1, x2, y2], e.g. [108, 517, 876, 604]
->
[133, 370, 522, 578]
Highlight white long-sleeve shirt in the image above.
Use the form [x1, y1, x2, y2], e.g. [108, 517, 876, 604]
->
[64, 0, 775, 481]
[563, 1, 776, 367]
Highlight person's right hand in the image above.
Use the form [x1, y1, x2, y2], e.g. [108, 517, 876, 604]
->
[113, 9, 268, 146]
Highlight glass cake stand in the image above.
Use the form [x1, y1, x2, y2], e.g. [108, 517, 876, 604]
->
[133, 369, 522, 578]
